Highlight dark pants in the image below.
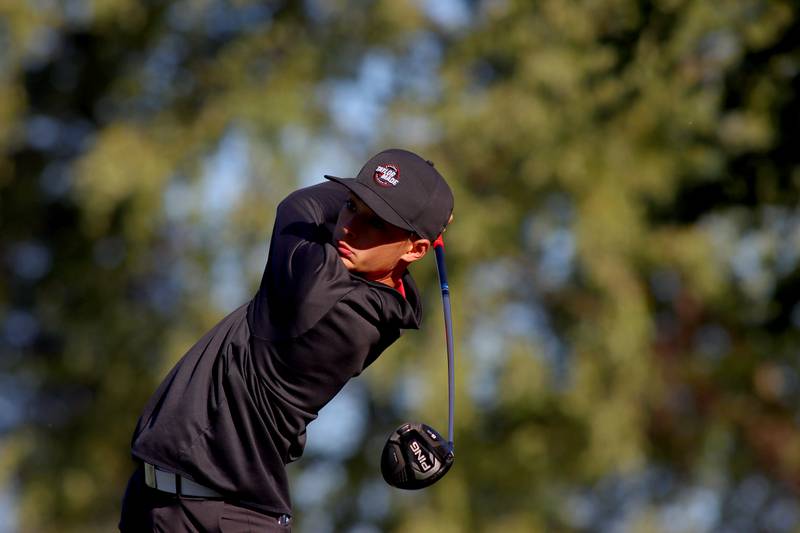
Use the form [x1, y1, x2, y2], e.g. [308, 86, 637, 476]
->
[119, 467, 292, 532]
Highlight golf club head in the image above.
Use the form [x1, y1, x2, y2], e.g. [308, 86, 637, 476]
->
[381, 422, 454, 490]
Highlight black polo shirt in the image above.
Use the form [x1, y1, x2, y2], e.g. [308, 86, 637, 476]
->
[129, 181, 422, 515]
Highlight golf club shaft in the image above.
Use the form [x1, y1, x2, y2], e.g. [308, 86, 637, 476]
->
[433, 238, 454, 446]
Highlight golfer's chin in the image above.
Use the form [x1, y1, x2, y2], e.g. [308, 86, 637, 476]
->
[338, 255, 356, 270]
[339, 256, 373, 279]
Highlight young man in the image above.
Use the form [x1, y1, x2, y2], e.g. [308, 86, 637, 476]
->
[119, 148, 454, 532]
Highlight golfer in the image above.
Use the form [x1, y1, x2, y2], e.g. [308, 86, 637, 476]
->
[118, 148, 454, 532]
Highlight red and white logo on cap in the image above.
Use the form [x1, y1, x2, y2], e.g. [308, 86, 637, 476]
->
[373, 164, 400, 187]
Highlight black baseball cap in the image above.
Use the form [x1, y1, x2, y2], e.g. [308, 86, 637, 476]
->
[324, 148, 454, 241]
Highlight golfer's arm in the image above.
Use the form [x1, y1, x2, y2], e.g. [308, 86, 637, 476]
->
[257, 182, 346, 302]
[273, 181, 345, 234]
[249, 182, 349, 337]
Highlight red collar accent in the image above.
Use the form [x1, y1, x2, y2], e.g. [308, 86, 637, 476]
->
[395, 278, 406, 299]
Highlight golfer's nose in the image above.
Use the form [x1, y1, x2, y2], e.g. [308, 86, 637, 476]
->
[341, 216, 359, 238]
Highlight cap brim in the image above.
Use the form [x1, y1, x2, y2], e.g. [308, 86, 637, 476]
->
[324, 175, 416, 234]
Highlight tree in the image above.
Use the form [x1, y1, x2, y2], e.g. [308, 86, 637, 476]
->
[1, 0, 798, 531]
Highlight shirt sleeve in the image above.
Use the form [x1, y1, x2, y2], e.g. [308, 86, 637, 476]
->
[249, 181, 355, 340]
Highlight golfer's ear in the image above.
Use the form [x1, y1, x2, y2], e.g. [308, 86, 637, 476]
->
[401, 238, 430, 264]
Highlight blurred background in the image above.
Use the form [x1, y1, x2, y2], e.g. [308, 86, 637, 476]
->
[1, 0, 800, 531]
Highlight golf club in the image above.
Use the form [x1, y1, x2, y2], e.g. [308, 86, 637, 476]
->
[380, 235, 455, 489]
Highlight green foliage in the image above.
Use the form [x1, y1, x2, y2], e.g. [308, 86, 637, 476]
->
[1, 0, 799, 531]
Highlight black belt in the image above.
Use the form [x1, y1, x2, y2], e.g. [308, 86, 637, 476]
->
[141, 462, 292, 526]
[143, 462, 223, 498]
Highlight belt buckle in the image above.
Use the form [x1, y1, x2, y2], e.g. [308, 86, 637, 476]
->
[144, 462, 157, 489]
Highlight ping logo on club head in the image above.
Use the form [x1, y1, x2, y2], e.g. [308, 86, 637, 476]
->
[373, 164, 400, 187]
[409, 440, 432, 472]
